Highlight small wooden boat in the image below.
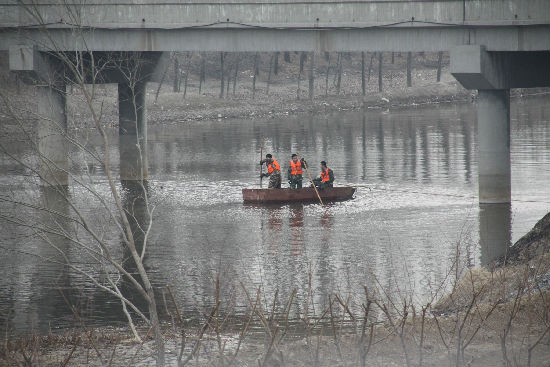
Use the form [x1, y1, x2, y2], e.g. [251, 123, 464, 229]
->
[242, 186, 356, 204]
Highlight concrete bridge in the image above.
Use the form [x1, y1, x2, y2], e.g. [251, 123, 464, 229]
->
[2, 0, 550, 206]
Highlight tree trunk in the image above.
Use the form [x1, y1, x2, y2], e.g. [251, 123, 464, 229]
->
[267, 53, 274, 95]
[367, 52, 375, 82]
[219, 52, 225, 99]
[252, 52, 259, 99]
[273, 52, 279, 75]
[361, 51, 366, 96]
[299, 51, 307, 73]
[296, 60, 302, 100]
[232, 53, 240, 95]
[154, 62, 169, 103]
[173, 56, 180, 93]
[407, 52, 413, 87]
[436, 51, 443, 82]
[226, 70, 231, 97]
[15, 74, 21, 94]
[183, 53, 191, 99]
[336, 52, 342, 95]
[199, 53, 205, 95]
[325, 53, 331, 96]
[378, 52, 383, 93]
[308, 51, 315, 100]
[284, 51, 291, 63]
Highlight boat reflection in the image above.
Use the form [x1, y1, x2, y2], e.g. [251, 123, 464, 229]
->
[289, 204, 305, 257]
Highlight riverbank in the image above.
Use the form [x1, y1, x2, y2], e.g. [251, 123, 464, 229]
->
[3, 51, 549, 129]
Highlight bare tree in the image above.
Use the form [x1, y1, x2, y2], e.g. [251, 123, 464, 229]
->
[378, 52, 383, 93]
[199, 52, 206, 95]
[325, 52, 331, 95]
[233, 53, 240, 95]
[252, 52, 259, 99]
[183, 52, 191, 99]
[367, 52, 375, 82]
[273, 51, 280, 75]
[220, 52, 225, 99]
[436, 51, 443, 82]
[0, 3, 167, 366]
[173, 55, 180, 93]
[361, 51, 366, 96]
[308, 51, 315, 100]
[335, 52, 343, 95]
[407, 52, 413, 87]
[267, 53, 274, 95]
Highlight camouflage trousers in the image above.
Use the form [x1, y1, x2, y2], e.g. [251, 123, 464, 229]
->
[268, 171, 281, 189]
[288, 174, 303, 189]
[312, 178, 333, 189]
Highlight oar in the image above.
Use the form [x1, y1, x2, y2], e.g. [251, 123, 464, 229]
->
[298, 153, 324, 206]
[259, 138, 264, 188]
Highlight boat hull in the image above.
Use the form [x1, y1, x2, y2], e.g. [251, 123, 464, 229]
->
[242, 187, 356, 203]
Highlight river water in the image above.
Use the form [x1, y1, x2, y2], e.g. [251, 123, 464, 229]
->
[1, 95, 550, 333]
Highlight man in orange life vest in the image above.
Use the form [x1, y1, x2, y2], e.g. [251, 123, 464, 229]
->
[260, 153, 282, 188]
[312, 161, 334, 189]
[287, 154, 306, 189]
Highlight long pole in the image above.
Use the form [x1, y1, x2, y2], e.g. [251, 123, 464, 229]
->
[259, 138, 264, 188]
[298, 153, 323, 205]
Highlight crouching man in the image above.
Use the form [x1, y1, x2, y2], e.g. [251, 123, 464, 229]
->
[312, 161, 334, 189]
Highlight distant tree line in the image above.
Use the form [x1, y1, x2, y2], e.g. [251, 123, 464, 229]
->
[155, 51, 448, 102]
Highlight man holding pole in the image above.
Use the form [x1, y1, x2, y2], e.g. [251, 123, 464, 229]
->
[260, 154, 282, 189]
[287, 154, 306, 189]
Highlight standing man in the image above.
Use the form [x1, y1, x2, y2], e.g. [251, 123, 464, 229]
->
[312, 161, 334, 189]
[260, 154, 282, 188]
[287, 154, 305, 189]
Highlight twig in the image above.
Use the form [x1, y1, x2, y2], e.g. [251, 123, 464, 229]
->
[180, 301, 220, 367]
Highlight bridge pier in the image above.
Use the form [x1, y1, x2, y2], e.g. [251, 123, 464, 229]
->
[119, 81, 148, 181]
[451, 45, 550, 259]
[451, 45, 550, 204]
[37, 86, 69, 186]
[9, 46, 69, 186]
[479, 203, 511, 264]
[477, 90, 511, 204]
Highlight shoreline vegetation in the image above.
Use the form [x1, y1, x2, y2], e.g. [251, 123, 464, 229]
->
[2, 51, 550, 366]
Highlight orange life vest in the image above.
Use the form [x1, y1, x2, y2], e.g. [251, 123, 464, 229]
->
[289, 160, 303, 175]
[321, 167, 331, 182]
[267, 159, 280, 174]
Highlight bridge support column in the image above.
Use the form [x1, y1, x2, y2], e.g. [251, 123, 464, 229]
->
[119, 81, 148, 181]
[37, 85, 69, 186]
[477, 89, 510, 204]
[451, 45, 550, 203]
[479, 203, 511, 264]
[9, 46, 69, 186]
[451, 45, 550, 260]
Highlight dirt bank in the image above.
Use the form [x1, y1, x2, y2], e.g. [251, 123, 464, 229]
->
[2, 51, 473, 129]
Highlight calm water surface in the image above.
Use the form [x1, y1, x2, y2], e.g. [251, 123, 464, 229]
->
[2, 95, 550, 332]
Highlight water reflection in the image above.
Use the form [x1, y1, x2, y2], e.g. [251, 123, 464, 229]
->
[3, 96, 550, 332]
[13, 187, 75, 332]
[289, 205, 304, 257]
[479, 203, 512, 265]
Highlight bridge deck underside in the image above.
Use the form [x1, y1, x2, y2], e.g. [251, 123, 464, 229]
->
[2, 26, 550, 53]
